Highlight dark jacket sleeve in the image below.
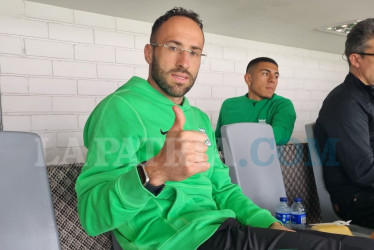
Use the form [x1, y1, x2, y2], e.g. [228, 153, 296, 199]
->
[323, 98, 374, 188]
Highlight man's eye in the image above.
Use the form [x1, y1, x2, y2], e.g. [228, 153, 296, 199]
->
[169, 46, 178, 52]
[190, 51, 199, 56]
[263, 72, 268, 76]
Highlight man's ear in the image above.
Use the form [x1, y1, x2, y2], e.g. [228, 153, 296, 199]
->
[144, 44, 153, 65]
[244, 73, 252, 86]
[349, 54, 361, 68]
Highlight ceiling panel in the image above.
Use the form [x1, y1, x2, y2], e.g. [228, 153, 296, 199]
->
[28, 0, 374, 54]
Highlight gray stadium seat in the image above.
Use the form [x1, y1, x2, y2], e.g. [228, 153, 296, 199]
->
[221, 122, 286, 215]
[0, 131, 61, 249]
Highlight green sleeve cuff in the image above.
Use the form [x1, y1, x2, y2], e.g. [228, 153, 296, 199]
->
[117, 166, 154, 207]
[247, 211, 279, 228]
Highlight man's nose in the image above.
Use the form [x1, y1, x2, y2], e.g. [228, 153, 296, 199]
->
[269, 74, 277, 83]
[176, 50, 190, 69]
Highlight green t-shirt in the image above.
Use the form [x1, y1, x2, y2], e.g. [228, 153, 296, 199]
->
[75, 77, 278, 250]
[215, 94, 296, 145]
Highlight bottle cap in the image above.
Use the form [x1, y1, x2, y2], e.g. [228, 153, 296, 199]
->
[280, 197, 288, 202]
[294, 197, 302, 202]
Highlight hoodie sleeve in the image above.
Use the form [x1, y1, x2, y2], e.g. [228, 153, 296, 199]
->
[75, 95, 155, 236]
[271, 98, 296, 145]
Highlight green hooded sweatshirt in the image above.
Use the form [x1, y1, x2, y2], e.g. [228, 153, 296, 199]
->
[215, 94, 296, 145]
[75, 76, 278, 250]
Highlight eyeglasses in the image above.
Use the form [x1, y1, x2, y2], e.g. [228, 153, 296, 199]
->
[150, 42, 207, 62]
[357, 52, 374, 56]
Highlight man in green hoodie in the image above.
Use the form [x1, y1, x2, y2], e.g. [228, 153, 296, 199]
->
[75, 7, 373, 250]
[215, 57, 296, 146]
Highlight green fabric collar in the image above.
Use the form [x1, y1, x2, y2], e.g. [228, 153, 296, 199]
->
[244, 93, 277, 105]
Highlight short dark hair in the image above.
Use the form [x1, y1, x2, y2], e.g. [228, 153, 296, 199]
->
[246, 57, 278, 73]
[345, 18, 374, 66]
[150, 7, 203, 43]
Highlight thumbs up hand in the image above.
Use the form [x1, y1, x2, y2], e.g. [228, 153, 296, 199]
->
[168, 105, 186, 133]
[145, 106, 210, 186]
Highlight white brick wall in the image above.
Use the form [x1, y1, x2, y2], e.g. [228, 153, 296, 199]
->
[116, 49, 147, 66]
[0, 17, 48, 38]
[74, 44, 115, 62]
[205, 44, 223, 58]
[97, 64, 134, 79]
[223, 47, 246, 61]
[29, 77, 77, 95]
[197, 72, 224, 85]
[212, 86, 236, 98]
[186, 85, 212, 98]
[49, 23, 94, 43]
[25, 39, 74, 59]
[31, 115, 78, 131]
[77, 79, 118, 96]
[0, 76, 28, 93]
[2, 115, 31, 131]
[2, 96, 52, 112]
[234, 61, 247, 73]
[211, 59, 235, 73]
[0, 56, 52, 75]
[0, 35, 23, 55]
[135, 35, 149, 49]
[0, 0, 349, 164]
[52, 61, 97, 78]
[52, 96, 96, 112]
[223, 73, 244, 86]
[94, 30, 134, 48]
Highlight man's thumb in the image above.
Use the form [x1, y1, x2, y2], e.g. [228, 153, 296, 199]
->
[169, 105, 185, 132]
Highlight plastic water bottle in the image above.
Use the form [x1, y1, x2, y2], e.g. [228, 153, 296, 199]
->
[291, 197, 306, 229]
[275, 197, 291, 228]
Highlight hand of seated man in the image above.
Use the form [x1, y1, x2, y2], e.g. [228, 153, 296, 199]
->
[146, 105, 210, 186]
[269, 222, 295, 232]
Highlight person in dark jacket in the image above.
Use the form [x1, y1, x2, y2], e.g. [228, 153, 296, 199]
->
[315, 18, 374, 228]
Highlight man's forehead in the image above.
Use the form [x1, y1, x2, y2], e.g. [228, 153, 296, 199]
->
[366, 37, 374, 49]
[255, 62, 278, 72]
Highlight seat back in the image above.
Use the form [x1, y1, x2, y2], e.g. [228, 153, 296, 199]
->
[221, 123, 286, 215]
[305, 122, 340, 222]
[0, 131, 61, 250]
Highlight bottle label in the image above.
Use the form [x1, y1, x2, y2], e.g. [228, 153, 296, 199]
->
[276, 212, 291, 224]
[291, 213, 306, 224]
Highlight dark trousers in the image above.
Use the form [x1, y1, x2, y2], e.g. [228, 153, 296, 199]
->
[197, 218, 374, 250]
[335, 190, 374, 228]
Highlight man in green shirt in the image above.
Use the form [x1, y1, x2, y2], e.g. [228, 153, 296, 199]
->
[75, 7, 373, 250]
[215, 57, 296, 145]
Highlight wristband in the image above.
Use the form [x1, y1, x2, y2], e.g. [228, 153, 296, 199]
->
[136, 161, 165, 195]
[136, 161, 149, 186]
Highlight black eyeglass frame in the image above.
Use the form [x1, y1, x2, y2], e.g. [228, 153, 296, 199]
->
[357, 52, 374, 56]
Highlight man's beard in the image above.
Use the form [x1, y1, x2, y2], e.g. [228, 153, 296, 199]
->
[151, 55, 196, 97]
